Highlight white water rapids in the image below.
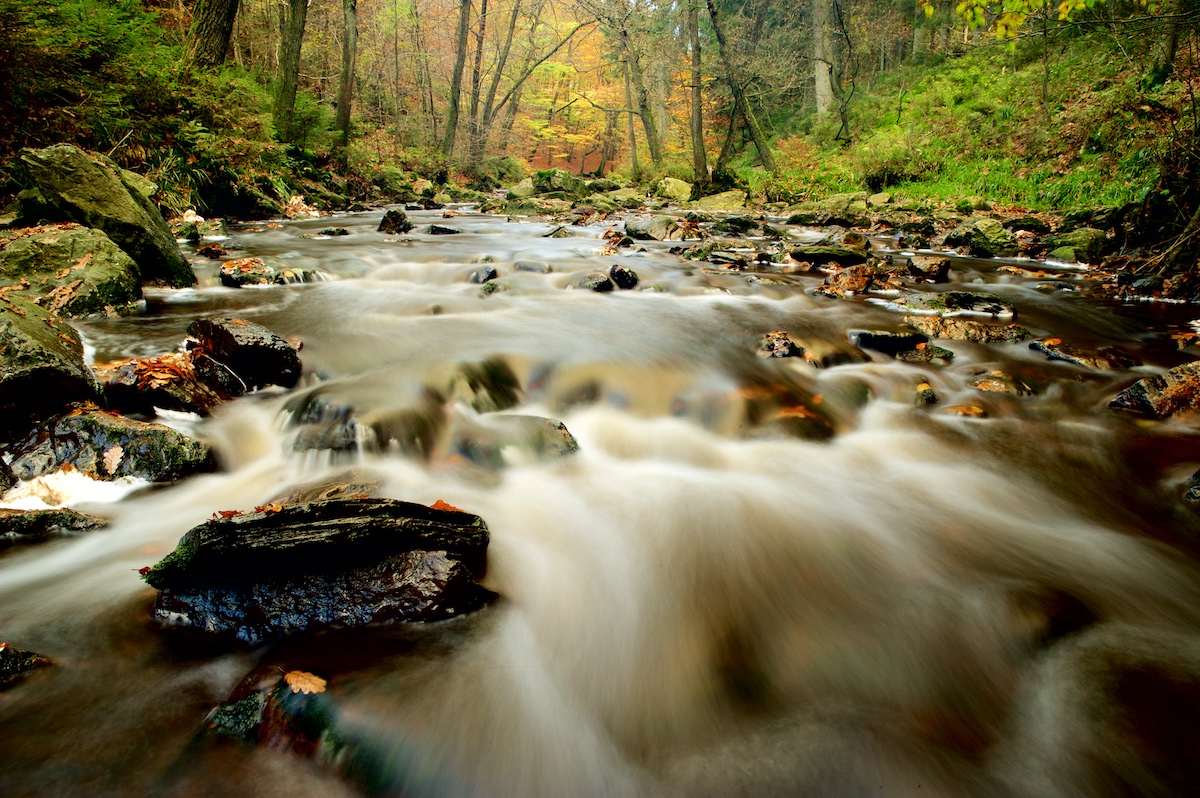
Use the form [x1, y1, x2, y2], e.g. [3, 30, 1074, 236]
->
[2, 208, 1200, 797]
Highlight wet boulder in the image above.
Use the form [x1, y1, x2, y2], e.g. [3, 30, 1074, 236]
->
[626, 216, 682, 241]
[789, 246, 871, 268]
[0, 643, 53, 689]
[17, 144, 195, 287]
[758, 330, 803, 359]
[969, 370, 1035, 395]
[655, 177, 692, 202]
[889, 290, 1015, 319]
[1110, 360, 1200, 418]
[943, 217, 1018, 258]
[609, 264, 639, 289]
[607, 187, 646, 209]
[849, 329, 954, 363]
[218, 257, 320, 287]
[377, 209, 413, 234]
[142, 498, 496, 644]
[0, 294, 101, 436]
[8, 407, 215, 482]
[0, 508, 108, 546]
[0, 224, 142, 317]
[469, 265, 498, 284]
[905, 314, 1031, 343]
[693, 190, 748, 211]
[426, 224, 460, 235]
[187, 317, 302, 395]
[92, 352, 226, 416]
[575, 271, 614, 292]
[1030, 338, 1139, 371]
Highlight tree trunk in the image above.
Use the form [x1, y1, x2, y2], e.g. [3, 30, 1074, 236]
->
[274, 0, 309, 143]
[187, 0, 240, 69]
[625, 62, 640, 177]
[688, 0, 708, 195]
[336, 0, 358, 150]
[618, 29, 662, 166]
[468, 0, 522, 172]
[705, 0, 775, 172]
[814, 0, 834, 115]
[441, 0, 473, 157]
[1146, 0, 1185, 88]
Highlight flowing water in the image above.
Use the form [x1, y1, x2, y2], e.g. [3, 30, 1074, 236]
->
[3, 208, 1200, 797]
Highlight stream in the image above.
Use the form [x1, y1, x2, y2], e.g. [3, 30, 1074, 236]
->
[2, 206, 1200, 797]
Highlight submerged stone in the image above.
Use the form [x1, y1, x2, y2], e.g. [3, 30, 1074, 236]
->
[905, 314, 1031, 343]
[0, 643, 53, 689]
[1031, 338, 1139, 371]
[0, 507, 108, 545]
[1110, 360, 1200, 418]
[576, 271, 614, 292]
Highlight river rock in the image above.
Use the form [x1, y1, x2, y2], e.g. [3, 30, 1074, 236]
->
[1110, 360, 1200, 418]
[943, 217, 1019, 258]
[378, 209, 413, 234]
[186, 317, 302, 394]
[1030, 338, 1139, 371]
[533, 168, 588, 199]
[576, 271, 614, 292]
[17, 144, 195, 287]
[0, 643, 53, 689]
[0, 294, 101, 436]
[430, 358, 522, 412]
[514, 260, 552, 273]
[905, 314, 1031, 343]
[821, 264, 876, 296]
[607, 187, 646, 209]
[270, 469, 384, 505]
[426, 224, 460, 235]
[969, 370, 1034, 395]
[1004, 215, 1052, 234]
[1044, 227, 1108, 263]
[889, 290, 1015, 318]
[0, 508, 108, 545]
[849, 329, 953, 362]
[758, 330, 803, 358]
[469, 265, 498, 284]
[8, 407, 215, 482]
[442, 414, 579, 469]
[903, 255, 951, 283]
[656, 178, 692, 202]
[196, 244, 226, 259]
[609, 264, 639, 289]
[0, 224, 142, 317]
[92, 352, 226, 416]
[142, 498, 496, 644]
[626, 216, 681, 241]
[790, 246, 871, 268]
[219, 257, 321, 287]
[694, 190, 747, 211]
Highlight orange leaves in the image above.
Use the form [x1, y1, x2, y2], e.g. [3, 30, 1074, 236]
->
[254, 503, 284, 514]
[283, 670, 326, 695]
[211, 509, 243, 520]
[430, 499, 464, 513]
[946, 405, 987, 417]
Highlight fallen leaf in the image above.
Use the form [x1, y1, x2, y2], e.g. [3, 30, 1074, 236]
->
[284, 670, 327, 695]
[915, 342, 927, 350]
[137, 566, 152, 575]
[229, 318, 249, 326]
[1043, 338, 1062, 346]
[430, 499, 464, 513]
[946, 405, 987, 417]
[811, 393, 824, 405]
[212, 509, 243, 520]
[255, 503, 284, 514]
[102, 444, 123, 475]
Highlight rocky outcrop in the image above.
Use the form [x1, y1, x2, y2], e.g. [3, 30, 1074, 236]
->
[0, 224, 141, 317]
[143, 498, 495, 644]
[533, 168, 588, 200]
[187, 317, 302, 395]
[0, 295, 101, 436]
[8, 407, 215, 482]
[1110, 360, 1200, 418]
[17, 144, 195, 287]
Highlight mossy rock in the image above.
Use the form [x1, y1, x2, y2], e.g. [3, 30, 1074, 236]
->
[507, 178, 536, 199]
[9, 407, 215, 482]
[0, 224, 142, 317]
[693, 190, 748, 211]
[607, 188, 646, 209]
[655, 177, 692, 202]
[1045, 227, 1107, 263]
[532, 168, 587, 199]
[18, 144, 195, 287]
[0, 295, 100, 435]
[944, 217, 1018, 258]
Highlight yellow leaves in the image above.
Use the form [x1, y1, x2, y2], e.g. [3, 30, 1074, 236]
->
[102, 445, 124, 475]
[254, 502, 284, 514]
[1043, 337, 1062, 346]
[946, 405, 987, 417]
[283, 670, 326, 695]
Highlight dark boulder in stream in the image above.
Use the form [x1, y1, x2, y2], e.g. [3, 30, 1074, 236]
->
[0, 507, 108, 545]
[0, 643, 53, 689]
[92, 352, 226, 416]
[17, 143, 196, 287]
[187, 316, 302, 394]
[377, 209, 413, 234]
[143, 498, 495, 644]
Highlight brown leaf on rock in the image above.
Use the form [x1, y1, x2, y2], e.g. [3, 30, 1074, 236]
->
[212, 509, 243, 520]
[254, 503, 283, 514]
[102, 445, 124, 475]
[283, 670, 327, 695]
[430, 499, 465, 513]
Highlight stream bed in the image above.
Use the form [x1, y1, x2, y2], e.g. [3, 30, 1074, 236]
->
[2, 206, 1200, 797]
